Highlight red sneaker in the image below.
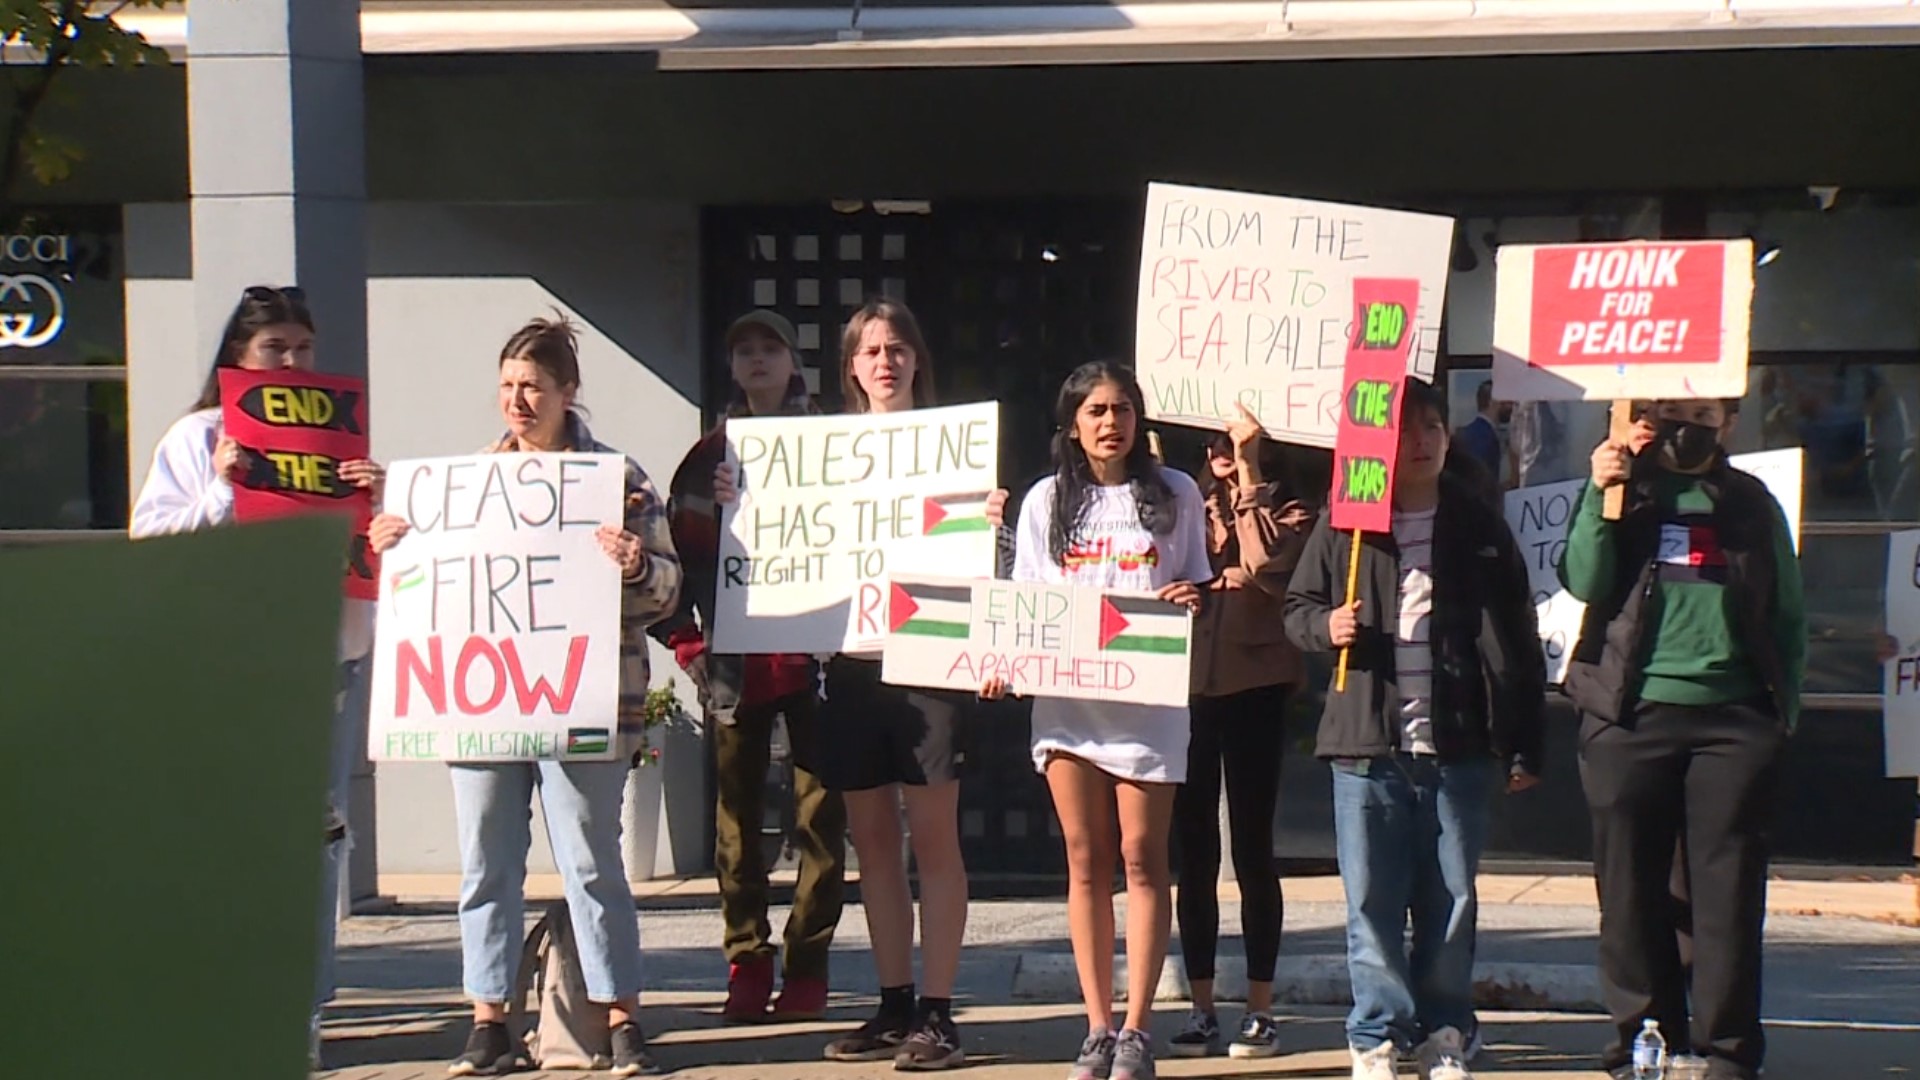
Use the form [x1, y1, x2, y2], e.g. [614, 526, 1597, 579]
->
[769, 974, 829, 1022]
[722, 956, 775, 1024]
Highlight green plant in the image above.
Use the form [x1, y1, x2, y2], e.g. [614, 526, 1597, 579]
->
[2, 1, 168, 204]
[635, 679, 682, 767]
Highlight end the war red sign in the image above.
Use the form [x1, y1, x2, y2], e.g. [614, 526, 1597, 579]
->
[219, 367, 379, 599]
[1491, 239, 1752, 402]
[1330, 278, 1420, 534]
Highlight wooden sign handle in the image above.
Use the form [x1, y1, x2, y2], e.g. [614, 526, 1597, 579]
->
[1335, 527, 1363, 692]
[1602, 399, 1634, 521]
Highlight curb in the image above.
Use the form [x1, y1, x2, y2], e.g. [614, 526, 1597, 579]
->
[1009, 953, 1605, 1013]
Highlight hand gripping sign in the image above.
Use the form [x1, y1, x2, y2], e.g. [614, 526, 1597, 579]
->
[219, 368, 378, 599]
[1329, 278, 1419, 691]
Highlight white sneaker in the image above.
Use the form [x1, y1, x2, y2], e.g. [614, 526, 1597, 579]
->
[1350, 1042, 1400, 1080]
[1415, 1027, 1473, 1080]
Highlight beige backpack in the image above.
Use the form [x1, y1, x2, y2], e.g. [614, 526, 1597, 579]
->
[510, 900, 611, 1070]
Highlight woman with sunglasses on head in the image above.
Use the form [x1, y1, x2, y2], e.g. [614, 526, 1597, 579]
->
[649, 310, 848, 1024]
[713, 297, 1007, 1072]
[130, 285, 384, 1071]
[368, 316, 681, 1078]
[1168, 403, 1313, 1062]
[982, 361, 1213, 1080]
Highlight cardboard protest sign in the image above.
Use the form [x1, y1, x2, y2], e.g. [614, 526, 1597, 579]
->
[1330, 279, 1420, 534]
[880, 574, 1191, 707]
[1136, 182, 1454, 448]
[369, 453, 625, 762]
[220, 367, 378, 599]
[1506, 447, 1803, 684]
[712, 403, 999, 654]
[3, 517, 345, 1077]
[1883, 528, 1920, 777]
[1491, 239, 1754, 402]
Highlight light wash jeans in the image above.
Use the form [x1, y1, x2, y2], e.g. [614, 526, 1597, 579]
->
[449, 759, 642, 1002]
[1331, 753, 1498, 1053]
[314, 658, 367, 1020]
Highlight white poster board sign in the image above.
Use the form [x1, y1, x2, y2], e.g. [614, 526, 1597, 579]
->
[1136, 182, 1454, 448]
[369, 453, 625, 762]
[1882, 528, 1920, 778]
[712, 404, 999, 654]
[1506, 448, 1803, 684]
[1491, 239, 1753, 402]
[880, 574, 1191, 707]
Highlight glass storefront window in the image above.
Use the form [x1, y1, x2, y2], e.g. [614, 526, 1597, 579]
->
[0, 378, 128, 530]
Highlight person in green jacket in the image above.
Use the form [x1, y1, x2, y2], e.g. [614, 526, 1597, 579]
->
[1558, 398, 1804, 1080]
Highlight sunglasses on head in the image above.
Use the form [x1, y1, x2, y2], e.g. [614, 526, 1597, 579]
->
[243, 285, 307, 304]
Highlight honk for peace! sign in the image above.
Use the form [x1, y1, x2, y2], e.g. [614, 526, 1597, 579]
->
[1135, 182, 1454, 448]
[1492, 239, 1753, 402]
[711, 403, 1000, 654]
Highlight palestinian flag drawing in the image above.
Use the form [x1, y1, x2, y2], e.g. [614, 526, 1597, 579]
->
[389, 564, 425, 594]
[566, 727, 611, 756]
[888, 581, 973, 639]
[1098, 594, 1190, 656]
[922, 492, 994, 536]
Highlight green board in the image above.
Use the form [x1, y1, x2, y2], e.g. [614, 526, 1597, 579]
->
[1, 517, 348, 1079]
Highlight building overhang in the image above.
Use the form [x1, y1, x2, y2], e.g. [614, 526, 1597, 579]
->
[101, 2, 1920, 70]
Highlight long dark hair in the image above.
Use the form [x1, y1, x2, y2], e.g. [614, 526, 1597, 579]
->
[189, 285, 313, 411]
[840, 297, 938, 412]
[1047, 361, 1176, 565]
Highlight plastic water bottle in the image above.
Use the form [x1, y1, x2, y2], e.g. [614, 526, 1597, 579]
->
[1631, 1018, 1667, 1079]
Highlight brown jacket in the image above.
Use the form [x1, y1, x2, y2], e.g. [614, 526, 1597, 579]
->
[1191, 481, 1310, 698]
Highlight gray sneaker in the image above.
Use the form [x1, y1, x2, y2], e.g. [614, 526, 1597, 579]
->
[1067, 1029, 1116, 1080]
[1110, 1028, 1156, 1080]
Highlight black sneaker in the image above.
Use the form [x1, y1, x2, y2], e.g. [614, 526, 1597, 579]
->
[609, 1021, 660, 1078]
[1228, 1012, 1281, 1059]
[894, 1009, 966, 1071]
[1167, 1009, 1220, 1058]
[825, 1009, 913, 1062]
[447, 1021, 517, 1076]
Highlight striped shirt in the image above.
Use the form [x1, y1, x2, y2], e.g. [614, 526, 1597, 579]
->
[1392, 508, 1437, 755]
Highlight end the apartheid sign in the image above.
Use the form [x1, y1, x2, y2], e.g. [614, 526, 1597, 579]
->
[1330, 279, 1420, 534]
[1135, 182, 1453, 448]
[880, 574, 1191, 707]
[1491, 239, 1753, 402]
[711, 403, 999, 654]
[219, 367, 378, 598]
[368, 453, 626, 762]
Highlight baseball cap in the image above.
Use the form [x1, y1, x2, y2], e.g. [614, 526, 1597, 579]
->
[725, 310, 800, 352]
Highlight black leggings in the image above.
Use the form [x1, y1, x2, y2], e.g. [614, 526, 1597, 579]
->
[1174, 683, 1288, 984]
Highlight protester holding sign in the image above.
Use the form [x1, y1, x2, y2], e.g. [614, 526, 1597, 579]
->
[128, 285, 384, 1070]
[367, 317, 680, 1078]
[982, 361, 1211, 1080]
[717, 298, 1005, 1071]
[1559, 398, 1804, 1080]
[648, 310, 848, 1024]
[1169, 404, 1311, 1061]
[1284, 376, 1544, 1080]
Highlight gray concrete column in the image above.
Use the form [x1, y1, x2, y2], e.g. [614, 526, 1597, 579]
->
[187, 0, 374, 909]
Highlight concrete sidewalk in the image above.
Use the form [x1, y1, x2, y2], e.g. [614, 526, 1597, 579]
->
[317, 998, 1920, 1079]
[376, 870, 1920, 926]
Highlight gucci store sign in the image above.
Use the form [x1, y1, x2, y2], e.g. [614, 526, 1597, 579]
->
[0, 234, 70, 351]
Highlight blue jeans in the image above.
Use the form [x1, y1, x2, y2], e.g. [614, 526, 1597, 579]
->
[315, 658, 368, 1018]
[449, 759, 642, 1002]
[1331, 754, 1498, 1053]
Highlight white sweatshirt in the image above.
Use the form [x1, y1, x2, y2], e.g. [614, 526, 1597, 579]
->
[131, 408, 375, 662]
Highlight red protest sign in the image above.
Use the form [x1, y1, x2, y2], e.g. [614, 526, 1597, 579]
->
[219, 368, 378, 599]
[1330, 278, 1420, 534]
[1491, 239, 1751, 402]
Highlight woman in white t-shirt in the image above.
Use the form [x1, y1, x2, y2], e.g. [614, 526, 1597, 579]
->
[984, 361, 1211, 1080]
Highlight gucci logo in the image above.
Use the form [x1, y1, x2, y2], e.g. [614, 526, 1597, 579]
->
[0, 274, 65, 349]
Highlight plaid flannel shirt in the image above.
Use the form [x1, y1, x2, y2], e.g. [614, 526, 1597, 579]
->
[485, 414, 681, 757]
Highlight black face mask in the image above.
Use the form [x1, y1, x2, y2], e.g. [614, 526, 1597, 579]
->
[1653, 418, 1721, 472]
